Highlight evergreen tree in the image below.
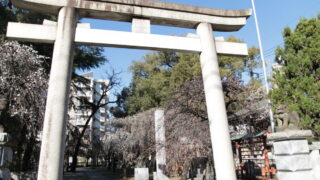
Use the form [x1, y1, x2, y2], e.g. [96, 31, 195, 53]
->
[270, 15, 320, 135]
[113, 36, 261, 116]
[110, 87, 130, 118]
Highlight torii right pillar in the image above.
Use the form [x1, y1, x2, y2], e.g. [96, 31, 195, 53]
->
[197, 23, 237, 180]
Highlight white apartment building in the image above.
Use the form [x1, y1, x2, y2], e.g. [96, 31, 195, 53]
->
[68, 72, 109, 156]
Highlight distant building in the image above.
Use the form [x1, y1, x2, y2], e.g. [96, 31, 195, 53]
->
[68, 72, 109, 165]
[271, 63, 284, 90]
[271, 63, 283, 73]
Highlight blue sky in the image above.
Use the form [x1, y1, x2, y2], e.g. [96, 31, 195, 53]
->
[78, 0, 319, 93]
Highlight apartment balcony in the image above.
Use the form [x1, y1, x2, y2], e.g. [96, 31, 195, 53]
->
[100, 126, 105, 132]
[100, 116, 105, 122]
[76, 90, 92, 97]
[76, 118, 87, 126]
[99, 108, 106, 113]
[76, 93, 86, 97]
[75, 110, 92, 116]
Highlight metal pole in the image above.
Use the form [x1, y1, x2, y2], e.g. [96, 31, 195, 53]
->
[37, 7, 77, 180]
[250, 0, 275, 133]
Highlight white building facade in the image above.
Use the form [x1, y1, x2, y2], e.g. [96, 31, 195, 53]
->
[68, 72, 109, 164]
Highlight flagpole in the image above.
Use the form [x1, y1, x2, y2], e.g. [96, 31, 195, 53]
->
[251, 0, 275, 133]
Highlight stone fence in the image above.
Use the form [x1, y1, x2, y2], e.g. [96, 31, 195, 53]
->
[268, 130, 320, 180]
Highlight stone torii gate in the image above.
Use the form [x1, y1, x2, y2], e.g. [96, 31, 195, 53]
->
[6, 0, 251, 179]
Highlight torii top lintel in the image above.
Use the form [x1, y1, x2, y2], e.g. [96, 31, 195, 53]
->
[11, 0, 251, 31]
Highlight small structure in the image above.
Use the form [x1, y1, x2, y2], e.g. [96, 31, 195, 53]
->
[274, 104, 300, 132]
[267, 104, 320, 180]
[268, 130, 314, 180]
[232, 131, 276, 179]
[134, 168, 149, 180]
[154, 109, 169, 180]
[309, 142, 320, 180]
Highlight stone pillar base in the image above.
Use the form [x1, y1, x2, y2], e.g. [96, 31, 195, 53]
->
[268, 130, 313, 180]
[134, 168, 149, 180]
[309, 142, 320, 180]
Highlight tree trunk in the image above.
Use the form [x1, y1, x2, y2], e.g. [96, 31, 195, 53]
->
[70, 138, 81, 172]
[16, 125, 27, 171]
[70, 107, 98, 172]
[123, 166, 127, 179]
[22, 135, 35, 171]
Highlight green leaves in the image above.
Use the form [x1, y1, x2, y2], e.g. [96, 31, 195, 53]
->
[270, 15, 320, 135]
[124, 51, 202, 115]
[73, 46, 106, 71]
[115, 36, 261, 116]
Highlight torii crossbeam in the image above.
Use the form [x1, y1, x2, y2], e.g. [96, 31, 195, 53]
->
[6, 1, 252, 180]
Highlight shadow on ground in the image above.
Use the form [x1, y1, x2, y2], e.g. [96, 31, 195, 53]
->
[63, 168, 277, 180]
[63, 168, 133, 180]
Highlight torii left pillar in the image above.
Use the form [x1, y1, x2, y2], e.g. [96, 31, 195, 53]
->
[37, 7, 77, 180]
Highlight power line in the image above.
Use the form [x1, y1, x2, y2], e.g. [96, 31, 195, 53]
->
[255, 42, 284, 59]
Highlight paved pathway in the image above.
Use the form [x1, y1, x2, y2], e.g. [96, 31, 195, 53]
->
[63, 168, 131, 180]
[63, 168, 277, 180]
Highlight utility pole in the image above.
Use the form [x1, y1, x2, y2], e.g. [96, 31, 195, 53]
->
[250, 0, 275, 133]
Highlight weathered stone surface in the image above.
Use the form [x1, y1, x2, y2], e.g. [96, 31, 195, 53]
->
[277, 170, 313, 180]
[310, 149, 320, 180]
[7, 22, 248, 56]
[197, 22, 237, 180]
[267, 130, 313, 141]
[155, 110, 165, 166]
[154, 110, 170, 180]
[36, 7, 77, 180]
[273, 139, 309, 155]
[275, 104, 300, 131]
[134, 168, 149, 180]
[0, 168, 11, 180]
[10, 0, 250, 31]
[269, 131, 315, 180]
[309, 141, 320, 151]
[132, 18, 150, 34]
[275, 154, 312, 171]
[43, 19, 91, 29]
[99, 0, 252, 17]
[0, 147, 13, 167]
[11, 0, 251, 17]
